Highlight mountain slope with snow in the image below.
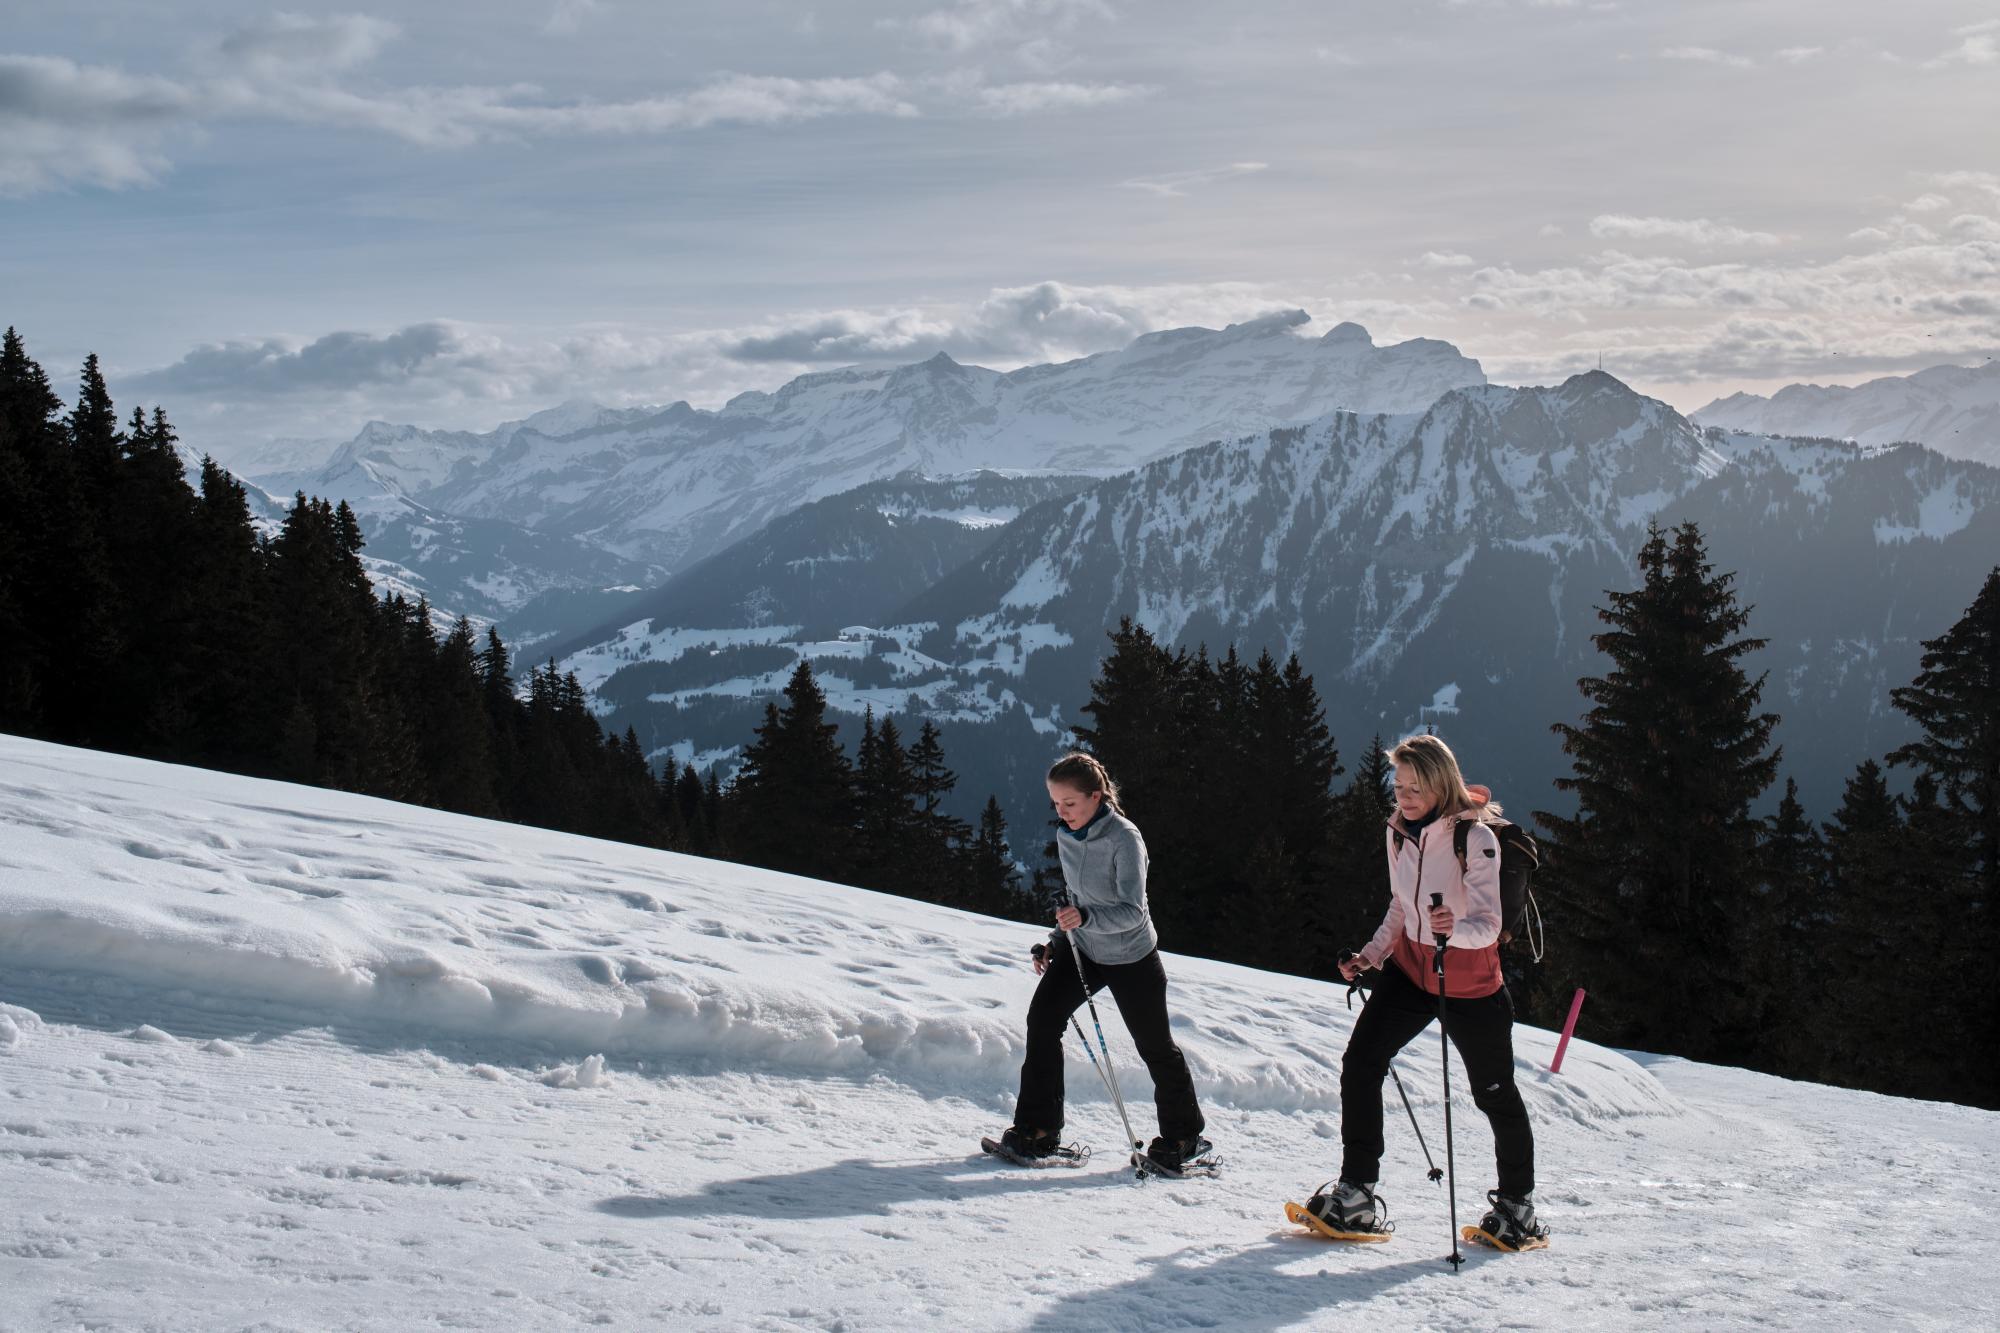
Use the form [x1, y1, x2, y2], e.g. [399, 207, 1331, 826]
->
[560, 373, 1999, 833]
[298, 314, 1486, 573]
[1694, 361, 2000, 466]
[2, 735, 1993, 1329]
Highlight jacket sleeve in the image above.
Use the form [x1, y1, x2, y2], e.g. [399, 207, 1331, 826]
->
[1085, 826, 1152, 936]
[1451, 821, 1504, 949]
[1360, 826, 1404, 967]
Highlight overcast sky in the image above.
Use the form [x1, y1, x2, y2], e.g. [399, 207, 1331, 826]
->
[4, 1, 1996, 455]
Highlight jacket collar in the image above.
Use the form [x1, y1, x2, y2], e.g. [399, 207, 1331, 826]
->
[1062, 803, 1113, 841]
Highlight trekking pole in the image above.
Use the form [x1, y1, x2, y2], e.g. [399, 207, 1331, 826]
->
[1431, 892, 1464, 1271]
[1339, 951, 1442, 1184]
[1058, 890, 1144, 1164]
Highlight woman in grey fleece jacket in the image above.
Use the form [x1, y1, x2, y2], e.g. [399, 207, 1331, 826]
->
[999, 753, 1207, 1168]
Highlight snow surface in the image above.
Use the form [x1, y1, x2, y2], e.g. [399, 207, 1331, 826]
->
[2, 733, 1995, 1330]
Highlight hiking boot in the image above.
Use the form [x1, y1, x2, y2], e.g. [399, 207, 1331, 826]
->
[999, 1126, 1061, 1159]
[1477, 1190, 1548, 1248]
[1143, 1135, 1212, 1172]
[1305, 1179, 1387, 1233]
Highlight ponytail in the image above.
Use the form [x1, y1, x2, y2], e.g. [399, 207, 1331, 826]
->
[1046, 752, 1122, 814]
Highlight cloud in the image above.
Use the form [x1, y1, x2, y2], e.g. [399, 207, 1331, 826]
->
[1773, 46, 1824, 64]
[1903, 193, 1952, 213]
[1589, 214, 1783, 247]
[0, 55, 201, 193]
[1118, 161, 1267, 198]
[1912, 292, 2000, 317]
[1925, 19, 2000, 68]
[974, 80, 1144, 116]
[890, 1, 1113, 53]
[1923, 170, 2000, 199]
[1661, 46, 1755, 70]
[544, 0, 604, 36]
[0, 29, 930, 193]
[131, 324, 468, 396]
[1948, 214, 2000, 242]
[724, 280, 1287, 364]
[214, 13, 399, 73]
[1419, 250, 1477, 268]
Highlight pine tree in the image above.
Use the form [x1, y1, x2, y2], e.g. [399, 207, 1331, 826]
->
[1815, 760, 1910, 1090]
[907, 718, 972, 906]
[1326, 735, 1395, 970]
[1883, 571, 2000, 1106]
[1889, 568, 2000, 902]
[1534, 522, 1781, 1065]
[969, 795, 1026, 917]
[728, 662, 857, 880]
[1750, 778, 1828, 1078]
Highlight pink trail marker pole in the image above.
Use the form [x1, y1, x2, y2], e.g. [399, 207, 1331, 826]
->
[1548, 989, 1588, 1075]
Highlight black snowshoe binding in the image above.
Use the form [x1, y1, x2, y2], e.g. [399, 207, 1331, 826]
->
[981, 1127, 1088, 1168]
[1136, 1135, 1218, 1179]
[1293, 1180, 1393, 1241]
[1464, 1190, 1549, 1252]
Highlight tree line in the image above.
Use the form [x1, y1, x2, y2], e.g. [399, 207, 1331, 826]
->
[0, 327, 1031, 920]
[4, 326, 1992, 1106]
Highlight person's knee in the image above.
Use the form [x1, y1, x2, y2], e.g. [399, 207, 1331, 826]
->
[1470, 1073, 1525, 1114]
[1341, 1054, 1390, 1090]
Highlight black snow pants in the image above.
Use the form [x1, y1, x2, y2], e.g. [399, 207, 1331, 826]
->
[1012, 935, 1205, 1142]
[1339, 960, 1535, 1197]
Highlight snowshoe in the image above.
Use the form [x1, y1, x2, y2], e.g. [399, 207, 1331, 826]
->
[1135, 1135, 1217, 1179]
[1285, 1180, 1393, 1243]
[980, 1129, 1088, 1169]
[1462, 1190, 1549, 1252]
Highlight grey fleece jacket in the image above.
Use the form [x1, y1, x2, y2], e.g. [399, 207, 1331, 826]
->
[1051, 808, 1159, 965]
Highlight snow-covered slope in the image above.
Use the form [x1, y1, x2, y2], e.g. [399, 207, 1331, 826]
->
[3, 737, 1994, 1328]
[1695, 361, 2000, 467]
[300, 314, 1486, 573]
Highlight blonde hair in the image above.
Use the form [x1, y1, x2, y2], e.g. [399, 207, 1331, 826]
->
[1047, 752, 1122, 813]
[1387, 734, 1502, 821]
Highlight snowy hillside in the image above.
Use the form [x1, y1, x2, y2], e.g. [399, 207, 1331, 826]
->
[291, 313, 1485, 574]
[1695, 361, 2000, 467]
[3, 736, 1994, 1329]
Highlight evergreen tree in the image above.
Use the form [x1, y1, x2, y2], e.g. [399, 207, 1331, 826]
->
[907, 718, 973, 906]
[1889, 567, 2000, 902]
[1326, 735, 1395, 970]
[728, 662, 857, 879]
[1815, 760, 1910, 1090]
[853, 710, 924, 896]
[1534, 522, 1781, 1065]
[969, 795, 1026, 917]
[1750, 778, 1828, 1078]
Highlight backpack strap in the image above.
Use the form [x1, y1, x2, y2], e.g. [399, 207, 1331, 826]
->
[1452, 819, 1470, 875]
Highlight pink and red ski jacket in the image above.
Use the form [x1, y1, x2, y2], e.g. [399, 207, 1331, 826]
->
[1359, 808, 1505, 999]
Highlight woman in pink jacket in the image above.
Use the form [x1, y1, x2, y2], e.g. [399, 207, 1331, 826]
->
[1302, 734, 1546, 1250]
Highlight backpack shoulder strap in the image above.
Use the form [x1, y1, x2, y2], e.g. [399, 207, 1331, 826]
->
[1452, 819, 1470, 874]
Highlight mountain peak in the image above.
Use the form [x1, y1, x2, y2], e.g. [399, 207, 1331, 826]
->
[1319, 321, 1372, 347]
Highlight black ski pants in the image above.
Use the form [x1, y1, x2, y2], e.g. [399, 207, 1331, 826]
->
[1013, 936, 1205, 1142]
[1339, 960, 1535, 1197]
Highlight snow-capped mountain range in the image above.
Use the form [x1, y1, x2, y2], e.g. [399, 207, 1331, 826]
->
[561, 373, 1999, 827]
[1695, 361, 2000, 467]
[265, 313, 1486, 576]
